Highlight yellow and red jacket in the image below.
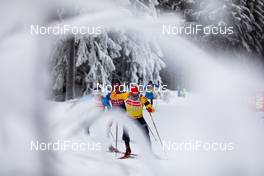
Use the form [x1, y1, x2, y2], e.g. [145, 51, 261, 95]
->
[110, 91, 128, 110]
[110, 91, 155, 118]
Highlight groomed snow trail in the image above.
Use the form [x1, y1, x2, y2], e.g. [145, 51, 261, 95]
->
[47, 92, 264, 176]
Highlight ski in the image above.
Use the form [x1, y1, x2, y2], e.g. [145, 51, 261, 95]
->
[118, 154, 137, 159]
[107, 149, 137, 157]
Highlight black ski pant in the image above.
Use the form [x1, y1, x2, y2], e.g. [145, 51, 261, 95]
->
[122, 117, 150, 148]
[150, 99, 153, 105]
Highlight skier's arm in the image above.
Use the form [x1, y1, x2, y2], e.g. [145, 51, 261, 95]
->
[110, 91, 129, 100]
[141, 96, 155, 113]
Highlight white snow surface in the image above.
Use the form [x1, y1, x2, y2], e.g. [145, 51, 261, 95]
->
[41, 92, 264, 176]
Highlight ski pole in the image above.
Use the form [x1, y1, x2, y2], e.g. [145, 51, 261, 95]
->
[149, 112, 167, 156]
[110, 130, 115, 140]
[155, 98, 158, 110]
[115, 122, 118, 156]
[146, 123, 157, 141]
[149, 113, 162, 146]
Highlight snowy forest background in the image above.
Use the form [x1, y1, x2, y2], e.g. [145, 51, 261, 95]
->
[50, 0, 264, 101]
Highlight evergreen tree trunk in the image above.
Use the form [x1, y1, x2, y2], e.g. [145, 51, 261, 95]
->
[66, 38, 76, 100]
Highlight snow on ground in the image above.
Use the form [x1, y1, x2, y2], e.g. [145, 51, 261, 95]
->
[45, 92, 264, 176]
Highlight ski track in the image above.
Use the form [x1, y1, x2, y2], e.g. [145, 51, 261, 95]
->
[48, 93, 264, 176]
[47, 96, 184, 176]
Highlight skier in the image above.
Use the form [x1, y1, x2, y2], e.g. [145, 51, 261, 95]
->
[101, 92, 111, 111]
[85, 87, 111, 134]
[85, 86, 121, 153]
[109, 82, 127, 111]
[111, 85, 155, 158]
[107, 81, 128, 153]
[145, 81, 156, 105]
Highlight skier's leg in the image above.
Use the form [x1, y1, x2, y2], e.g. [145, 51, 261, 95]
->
[107, 120, 117, 152]
[136, 117, 151, 146]
[106, 120, 113, 138]
[122, 127, 131, 154]
[108, 121, 121, 153]
[150, 99, 153, 105]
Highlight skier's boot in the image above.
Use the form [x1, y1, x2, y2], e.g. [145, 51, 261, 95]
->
[118, 145, 132, 159]
[124, 145, 131, 157]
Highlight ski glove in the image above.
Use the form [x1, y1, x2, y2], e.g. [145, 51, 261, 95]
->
[147, 107, 153, 113]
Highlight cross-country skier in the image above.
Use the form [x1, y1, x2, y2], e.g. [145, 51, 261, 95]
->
[110, 85, 155, 158]
[145, 81, 156, 105]
[109, 82, 127, 111]
[85, 87, 111, 134]
[107, 81, 127, 153]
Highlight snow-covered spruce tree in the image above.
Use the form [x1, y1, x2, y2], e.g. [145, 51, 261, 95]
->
[157, 0, 264, 58]
[109, 29, 165, 84]
[50, 1, 167, 100]
[195, 0, 264, 57]
[157, 0, 198, 17]
[50, 37, 72, 101]
[75, 32, 117, 95]
[228, 0, 264, 56]
[50, 29, 166, 100]
[129, 0, 159, 17]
